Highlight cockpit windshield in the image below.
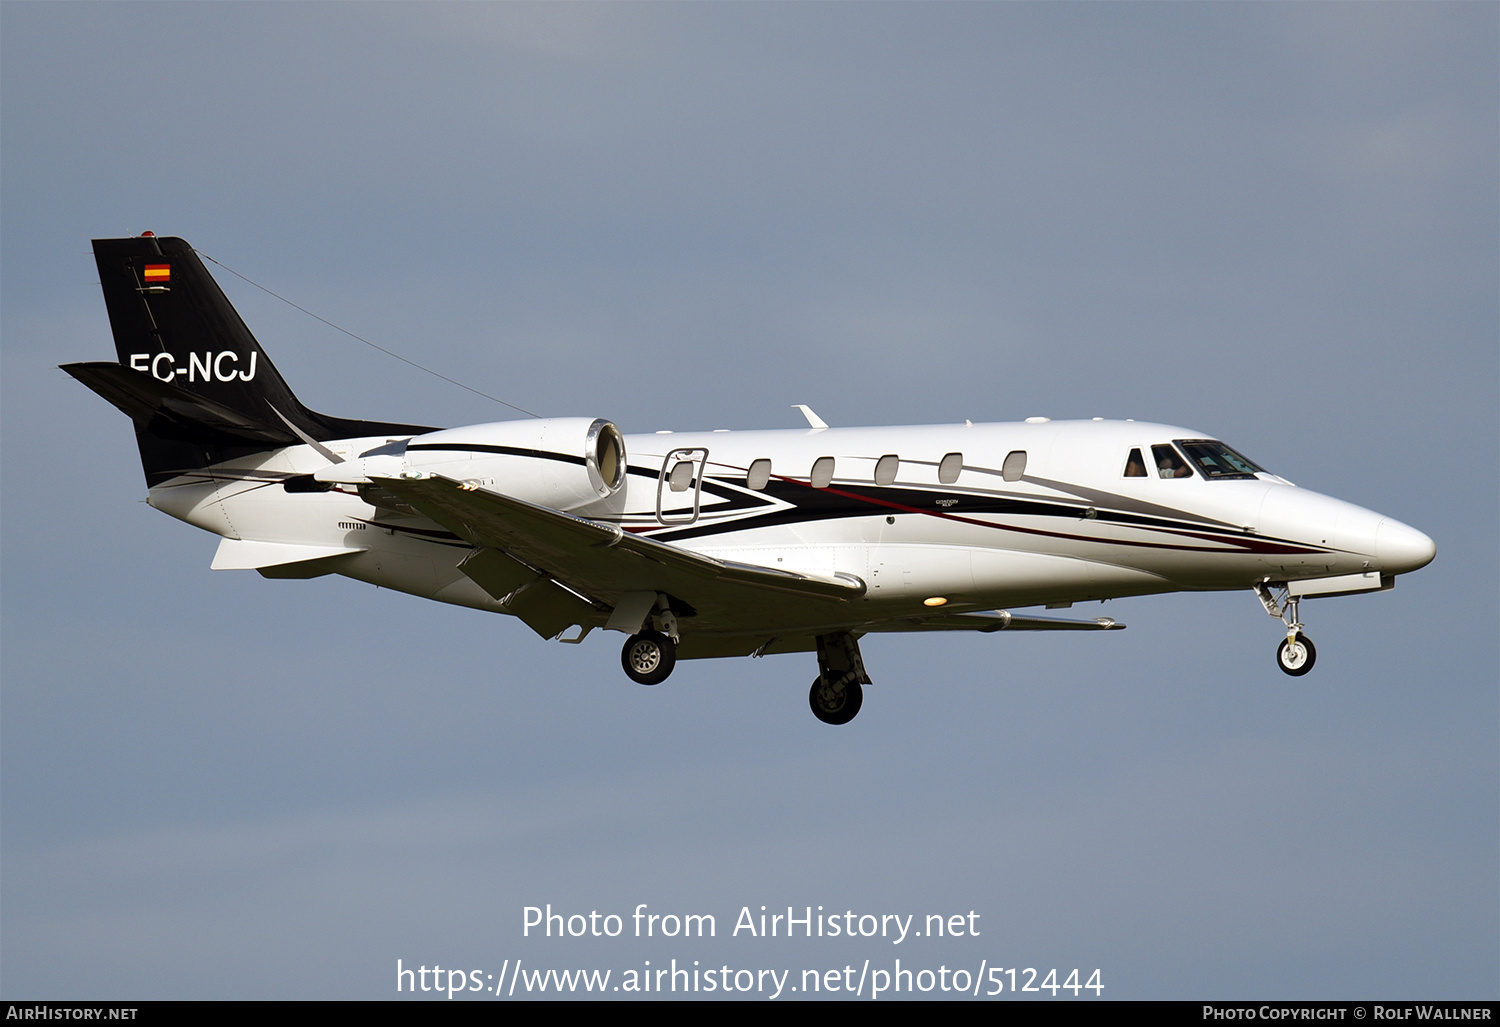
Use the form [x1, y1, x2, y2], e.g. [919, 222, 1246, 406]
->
[1152, 444, 1193, 479]
[1175, 439, 1265, 480]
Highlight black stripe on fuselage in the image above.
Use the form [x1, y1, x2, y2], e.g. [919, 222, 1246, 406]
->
[405, 442, 586, 465]
[639, 475, 1331, 558]
[298, 442, 1332, 560]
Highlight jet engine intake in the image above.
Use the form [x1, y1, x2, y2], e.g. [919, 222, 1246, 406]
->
[401, 417, 629, 516]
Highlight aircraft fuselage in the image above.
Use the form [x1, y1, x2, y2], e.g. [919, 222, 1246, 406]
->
[69, 234, 1436, 723]
[155, 416, 1434, 647]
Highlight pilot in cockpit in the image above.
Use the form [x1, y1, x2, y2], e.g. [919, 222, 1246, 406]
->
[1152, 445, 1193, 479]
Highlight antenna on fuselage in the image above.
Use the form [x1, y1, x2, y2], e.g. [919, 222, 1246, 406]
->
[197, 250, 543, 418]
[792, 404, 829, 429]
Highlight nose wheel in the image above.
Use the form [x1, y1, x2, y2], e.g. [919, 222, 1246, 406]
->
[621, 630, 676, 685]
[1276, 632, 1316, 676]
[1255, 583, 1318, 677]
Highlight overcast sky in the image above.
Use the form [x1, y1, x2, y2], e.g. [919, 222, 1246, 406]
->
[2, 2, 1495, 1001]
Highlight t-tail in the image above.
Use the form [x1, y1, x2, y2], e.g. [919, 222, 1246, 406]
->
[62, 234, 435, 486]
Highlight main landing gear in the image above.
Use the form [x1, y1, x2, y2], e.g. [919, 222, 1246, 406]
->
[621, 630, 676, 686]
[616, 615, 874, 725]
[620, 593, 681, 686]
[1255, 583, 1317, 677]
[810, 675, 863, 725]
[808, 632, 871, 725]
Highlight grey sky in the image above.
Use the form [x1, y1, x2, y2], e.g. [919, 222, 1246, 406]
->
[2, 2, 1495, 1000]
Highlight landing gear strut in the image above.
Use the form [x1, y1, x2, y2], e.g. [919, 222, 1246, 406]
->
[1255, 582, 1317, 677]
[621, 630, 676, 685]
[808, 631, 871, 725]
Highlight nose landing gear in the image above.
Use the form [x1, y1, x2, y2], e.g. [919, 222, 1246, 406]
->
[1255, 583, 1317, 677]
[1276, 632, 1316, 676]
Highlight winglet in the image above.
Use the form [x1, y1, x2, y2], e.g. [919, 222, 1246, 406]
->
[792, 404, 829, 429]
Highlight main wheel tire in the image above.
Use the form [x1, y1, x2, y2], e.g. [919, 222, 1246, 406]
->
[622, 631, 676, 685]
[1276, 632, 1317, 676]
[809, 674, 863, 725]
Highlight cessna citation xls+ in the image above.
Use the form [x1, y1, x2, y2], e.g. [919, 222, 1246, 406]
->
[65, 235, 1436, 724]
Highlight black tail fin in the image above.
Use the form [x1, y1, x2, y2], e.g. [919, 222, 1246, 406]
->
[63, 235, 435, 486]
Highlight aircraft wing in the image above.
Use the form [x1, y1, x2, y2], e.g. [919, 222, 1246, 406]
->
[865, 610, 1125, 632]
[372, 473, 865, 638]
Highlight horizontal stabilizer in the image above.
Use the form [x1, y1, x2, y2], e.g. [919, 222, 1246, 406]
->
[212, 538, 366, 571]
[63, 361, 301, 447]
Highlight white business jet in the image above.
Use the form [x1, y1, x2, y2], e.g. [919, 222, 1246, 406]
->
[65, 235, 1436, 724]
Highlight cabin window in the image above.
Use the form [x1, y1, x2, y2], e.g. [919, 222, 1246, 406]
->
[669, 459, 695, 491]
[810, 456, 835, 489]
[1152, 444, 1193, 479]
[874, 454, 899, 486]
[938, 452, 963, 485]
[1123, 448, 1147, 477]
[1001, 450, 1027, 482]
[1175, 439, 1264, 480]
[746, 458, 771, 491]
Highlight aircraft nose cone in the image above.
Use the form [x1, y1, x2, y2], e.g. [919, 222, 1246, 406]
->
[1376, 517, 1436, 574]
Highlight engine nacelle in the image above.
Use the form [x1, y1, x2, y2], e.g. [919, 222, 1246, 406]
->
[398, 417, 628, 516]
